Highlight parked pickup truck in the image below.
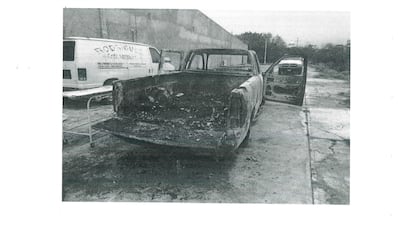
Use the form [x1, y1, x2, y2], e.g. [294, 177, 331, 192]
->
[93, 49, 264, 154]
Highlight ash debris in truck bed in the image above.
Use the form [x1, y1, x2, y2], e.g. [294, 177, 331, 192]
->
[128, 86, 229, 131]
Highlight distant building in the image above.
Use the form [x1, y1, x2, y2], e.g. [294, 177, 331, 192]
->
[63, 9, 247, 51]
[287, 42, 297, 48]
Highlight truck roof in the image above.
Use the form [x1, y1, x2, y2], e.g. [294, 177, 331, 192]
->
[190, 48, 252, 55]
[63, 37, 152, 47]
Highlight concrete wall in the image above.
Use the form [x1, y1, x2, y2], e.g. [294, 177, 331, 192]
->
[63, 9, 247, 51]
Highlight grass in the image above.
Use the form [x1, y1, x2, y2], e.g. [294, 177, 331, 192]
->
[311, 63, 350, 81]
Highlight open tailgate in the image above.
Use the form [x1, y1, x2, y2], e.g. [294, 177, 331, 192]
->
[93, 117, 226, 150]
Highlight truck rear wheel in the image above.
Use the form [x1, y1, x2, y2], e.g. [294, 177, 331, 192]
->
[240, 128, 250, 147]
[295, 88, 305, 106]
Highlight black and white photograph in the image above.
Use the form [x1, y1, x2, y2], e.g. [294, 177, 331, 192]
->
[3, 0, 413, 228]
[62, 8, 350, 204]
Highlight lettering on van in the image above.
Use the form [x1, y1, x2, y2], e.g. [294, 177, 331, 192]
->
[94, 44, 145, 61]
[97, 62, 146, 69]
[98, 63, 127, 69]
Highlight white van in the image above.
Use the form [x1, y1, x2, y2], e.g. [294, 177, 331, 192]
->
[63, 37, 161, 90]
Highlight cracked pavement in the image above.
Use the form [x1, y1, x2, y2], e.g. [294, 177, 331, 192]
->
[305, 67, 350, 204]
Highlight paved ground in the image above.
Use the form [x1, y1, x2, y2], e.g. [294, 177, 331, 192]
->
[305, 67, 350, 204]
[62, 65, 349, 204]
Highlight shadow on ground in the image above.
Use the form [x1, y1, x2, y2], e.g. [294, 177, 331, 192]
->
[63, 142, 237, 202]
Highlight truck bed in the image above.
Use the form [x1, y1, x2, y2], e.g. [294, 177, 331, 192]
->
[93, 71, 250, 150]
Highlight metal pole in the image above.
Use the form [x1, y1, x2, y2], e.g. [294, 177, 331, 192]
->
[264, 38, 267, 64]
[98, 9, 103, 38]
[87, 96, 94, 147]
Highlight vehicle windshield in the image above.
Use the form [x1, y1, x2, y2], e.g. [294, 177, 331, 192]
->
[207, 54, 252, 72]
[186, 51, 254, 74]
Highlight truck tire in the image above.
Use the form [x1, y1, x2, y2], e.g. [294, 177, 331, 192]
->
[295, 88, 305, 106]
[261, 95, 266, 105]
[241, 107, 257, 147]
[296, 96, 304, 106]
[240, 128, 250, 147]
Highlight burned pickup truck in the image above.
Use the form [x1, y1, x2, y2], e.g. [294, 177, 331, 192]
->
[93, 49, 264, 154]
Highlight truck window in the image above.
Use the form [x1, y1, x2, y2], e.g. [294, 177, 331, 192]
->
[63, 41, 75, 61]
[207, 54, 252, 72]
[188, 54, 204, 70]
[149, 47, 160, 63]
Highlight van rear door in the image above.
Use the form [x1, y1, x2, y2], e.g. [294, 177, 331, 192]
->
[63, 41, 76, 87]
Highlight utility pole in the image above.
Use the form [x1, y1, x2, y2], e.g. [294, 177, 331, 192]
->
[264, 38, 268, 64]
[98, 9, 104, 38]
[296, 38, 299, 47]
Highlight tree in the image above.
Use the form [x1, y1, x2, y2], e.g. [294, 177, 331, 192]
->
[236, 32, 268, 63]
[236, 32, 350, 71]
[236, 32, 287, 63]
[272, 35, 286, 48]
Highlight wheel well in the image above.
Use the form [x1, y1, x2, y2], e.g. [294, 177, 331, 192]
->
[103, 78, 118, 86]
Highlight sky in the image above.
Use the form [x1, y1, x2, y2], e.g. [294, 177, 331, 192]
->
[201, 10, 350, 47]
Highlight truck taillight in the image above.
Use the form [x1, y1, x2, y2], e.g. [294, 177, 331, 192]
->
[78, 68, 87, 81]
[229, 95, 242, 128]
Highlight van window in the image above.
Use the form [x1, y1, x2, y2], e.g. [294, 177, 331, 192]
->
[149, 48, 160, 63]
[63, 41, 75, 61]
